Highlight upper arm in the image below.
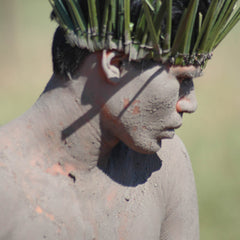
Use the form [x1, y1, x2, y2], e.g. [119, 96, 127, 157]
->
[158, 135, 199, 240]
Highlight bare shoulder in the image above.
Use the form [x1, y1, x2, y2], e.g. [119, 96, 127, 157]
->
[0, 124, 13, 166]
[159, 134, 189, 158]
[157, 134, 191, 171]
[156, 136, 199, 239]
[0, 118, 22, 153]
[156, 133, 197, 192]
[155, 134, 197, 197]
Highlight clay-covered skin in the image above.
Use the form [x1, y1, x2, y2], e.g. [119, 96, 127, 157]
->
[0, 53, 199, 240]
[101, 61, 186, 154]
[0, 135, 198, 240]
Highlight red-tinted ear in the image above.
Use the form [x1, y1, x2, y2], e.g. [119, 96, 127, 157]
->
[101, 50, 122, 85]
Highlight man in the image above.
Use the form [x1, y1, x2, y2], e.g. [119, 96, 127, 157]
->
[0, 0, 238, 239]
[0, 36, 200, 240]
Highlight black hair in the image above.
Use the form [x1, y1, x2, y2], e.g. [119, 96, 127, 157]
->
[52, 27, 90, 76]
[51, 0, 211, 76]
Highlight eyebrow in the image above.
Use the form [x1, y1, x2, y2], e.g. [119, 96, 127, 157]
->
[168, 66, 203, 79]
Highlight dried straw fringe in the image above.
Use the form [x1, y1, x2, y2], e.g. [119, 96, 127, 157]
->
[49, 0, 240, 69]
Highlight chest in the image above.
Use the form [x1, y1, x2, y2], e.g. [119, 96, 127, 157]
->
[2, 145, 168, 240]
[73, 178, 164, 240]
[17, 167, 166, 240]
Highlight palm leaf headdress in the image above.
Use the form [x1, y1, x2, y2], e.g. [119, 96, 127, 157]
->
[49, 0, 239, 69]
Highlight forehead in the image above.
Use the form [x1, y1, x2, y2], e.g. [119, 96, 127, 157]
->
[168, 65, 203, 79]
[125, 60, 202, 80]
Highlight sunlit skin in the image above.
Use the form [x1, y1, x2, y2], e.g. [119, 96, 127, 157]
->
[100, 57, 199, 154]
[0, 51, 200, 240]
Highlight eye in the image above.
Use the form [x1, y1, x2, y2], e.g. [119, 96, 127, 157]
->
[177, 77, 191, 84]
[177, 77, 184, 84]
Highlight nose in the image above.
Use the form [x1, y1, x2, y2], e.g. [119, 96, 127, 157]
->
[176, 79, 198, 113]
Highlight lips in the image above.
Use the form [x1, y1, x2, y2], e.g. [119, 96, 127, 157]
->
[164, 121, 182, 131]
[159, 129, 175, 139]
[159, 122, 182, 139]
[173, 122, 182, 129]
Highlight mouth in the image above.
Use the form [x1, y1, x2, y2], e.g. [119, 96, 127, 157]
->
[161, 129, 176, 139]
[173, 122, 182, 130]
[159, 123, 182, 140]
[156, 129, 176, 141]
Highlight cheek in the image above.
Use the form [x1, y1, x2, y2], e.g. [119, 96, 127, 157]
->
[101, 76, 180, 135]
[122, 98, 141, 116]
[118, 84, 179, 127]
[141, 85, 179, 119]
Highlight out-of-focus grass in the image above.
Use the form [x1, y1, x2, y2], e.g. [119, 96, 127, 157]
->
[0, 0, 55, 125]
[0, 1, 240, 239]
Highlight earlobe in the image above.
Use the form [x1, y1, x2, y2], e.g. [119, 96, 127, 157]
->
[101, 50, 121, 85]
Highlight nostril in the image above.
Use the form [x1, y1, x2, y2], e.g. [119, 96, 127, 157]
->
[176, 97, 198, 113]
[176, 99, 183, 113]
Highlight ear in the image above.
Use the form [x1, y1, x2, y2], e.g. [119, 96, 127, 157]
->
[101, 50, 122, 85]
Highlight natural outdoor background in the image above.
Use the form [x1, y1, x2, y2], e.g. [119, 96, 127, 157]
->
[0, 1, 239, 239]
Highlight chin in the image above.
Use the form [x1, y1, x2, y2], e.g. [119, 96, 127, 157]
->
[129, 139, 162, 155]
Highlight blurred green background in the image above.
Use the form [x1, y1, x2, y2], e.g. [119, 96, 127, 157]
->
[0, 1, 240, 239]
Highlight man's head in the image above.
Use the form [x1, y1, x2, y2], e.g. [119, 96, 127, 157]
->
[98, 52, 199, 153]
[49, 1, 207, 154]
[51, 46, 198, 154]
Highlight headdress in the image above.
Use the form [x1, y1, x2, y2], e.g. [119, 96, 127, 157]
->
[49, 0, 239, 69]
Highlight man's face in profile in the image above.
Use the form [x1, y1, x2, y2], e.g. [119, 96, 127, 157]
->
[101, 60, 198, 154]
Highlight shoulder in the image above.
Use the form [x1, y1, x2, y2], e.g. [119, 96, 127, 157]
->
[155, 134, 197, 189]
[159, 134, 188, 156]
[157, 134, 190, 171]
[157, 136, 199, 239]
[155, 134, 198, 206]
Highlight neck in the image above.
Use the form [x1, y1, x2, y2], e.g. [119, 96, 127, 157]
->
[27, 72, 118, 172]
